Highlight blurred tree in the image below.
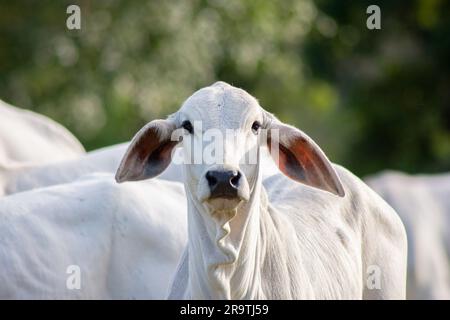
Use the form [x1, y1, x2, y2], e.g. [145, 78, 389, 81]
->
[304, 0, 450, 174]
[0, 0, 448, 175]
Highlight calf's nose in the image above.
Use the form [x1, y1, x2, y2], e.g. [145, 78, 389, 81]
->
[206, 170, 241, 199]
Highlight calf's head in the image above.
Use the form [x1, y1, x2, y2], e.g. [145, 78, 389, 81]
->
[116, 82, 344, 213]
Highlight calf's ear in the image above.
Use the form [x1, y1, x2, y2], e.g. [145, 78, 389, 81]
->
[115, 119, 179, 183]
[266, 118, 345, 197]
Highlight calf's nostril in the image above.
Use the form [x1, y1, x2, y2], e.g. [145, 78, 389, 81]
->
[230, 171, 241, 188]
[206, 172, 218, 187]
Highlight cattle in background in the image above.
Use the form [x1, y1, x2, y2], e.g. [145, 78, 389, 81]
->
[366, 171, 450, 300]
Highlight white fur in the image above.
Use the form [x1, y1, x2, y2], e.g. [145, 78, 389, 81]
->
[0, 174, 187, 299]
[155, 82, 407, 299]
[170, 165, 407, 299]
[0, 143, 183, 196]
[366, 171, 450, 299]
[0, 99, 85, 165]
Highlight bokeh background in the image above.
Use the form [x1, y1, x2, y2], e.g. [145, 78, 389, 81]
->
[0, 0, 449, 176]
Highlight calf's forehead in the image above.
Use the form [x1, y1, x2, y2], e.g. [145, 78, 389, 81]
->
[178, 82, 263, 130]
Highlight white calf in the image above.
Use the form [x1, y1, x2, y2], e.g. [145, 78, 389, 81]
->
[117, 81, 408, 299]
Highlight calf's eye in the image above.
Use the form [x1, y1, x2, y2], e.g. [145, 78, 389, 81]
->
[251, 121, 261, 134]
[181, 120, 193, 134]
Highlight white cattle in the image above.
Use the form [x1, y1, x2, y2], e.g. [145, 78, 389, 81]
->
[0, 173, 187, 299]
[0, 99, 85, 165]
[116, 81, 407, 299]
[366, 171, 450, 300]
[0, 142, 183, 196]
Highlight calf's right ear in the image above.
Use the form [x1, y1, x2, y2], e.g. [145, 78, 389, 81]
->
[265, 118, 345, 197]
[115, 119, 179, 183]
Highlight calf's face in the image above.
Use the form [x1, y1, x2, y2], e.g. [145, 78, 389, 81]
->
[175, 82, 264, 211]
[116, 82, 344, 213]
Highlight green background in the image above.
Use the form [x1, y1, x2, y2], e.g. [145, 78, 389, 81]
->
[0, 0, 449, 176]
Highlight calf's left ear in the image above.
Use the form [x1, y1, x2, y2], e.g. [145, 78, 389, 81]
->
[266, 119, 345, 197]
[115, 119, 179, 183]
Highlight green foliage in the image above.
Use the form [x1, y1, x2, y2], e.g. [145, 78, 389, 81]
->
[0, 0, 448, 175]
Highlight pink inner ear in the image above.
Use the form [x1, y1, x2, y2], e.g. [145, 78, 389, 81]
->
[277, 151, 288, 174]
[267, 134, 345, 197]
[146, 140, 178, 175]
[292, 139, 328, 182]
[268, 139, 308, 182]
[116, 120, 177, 182]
